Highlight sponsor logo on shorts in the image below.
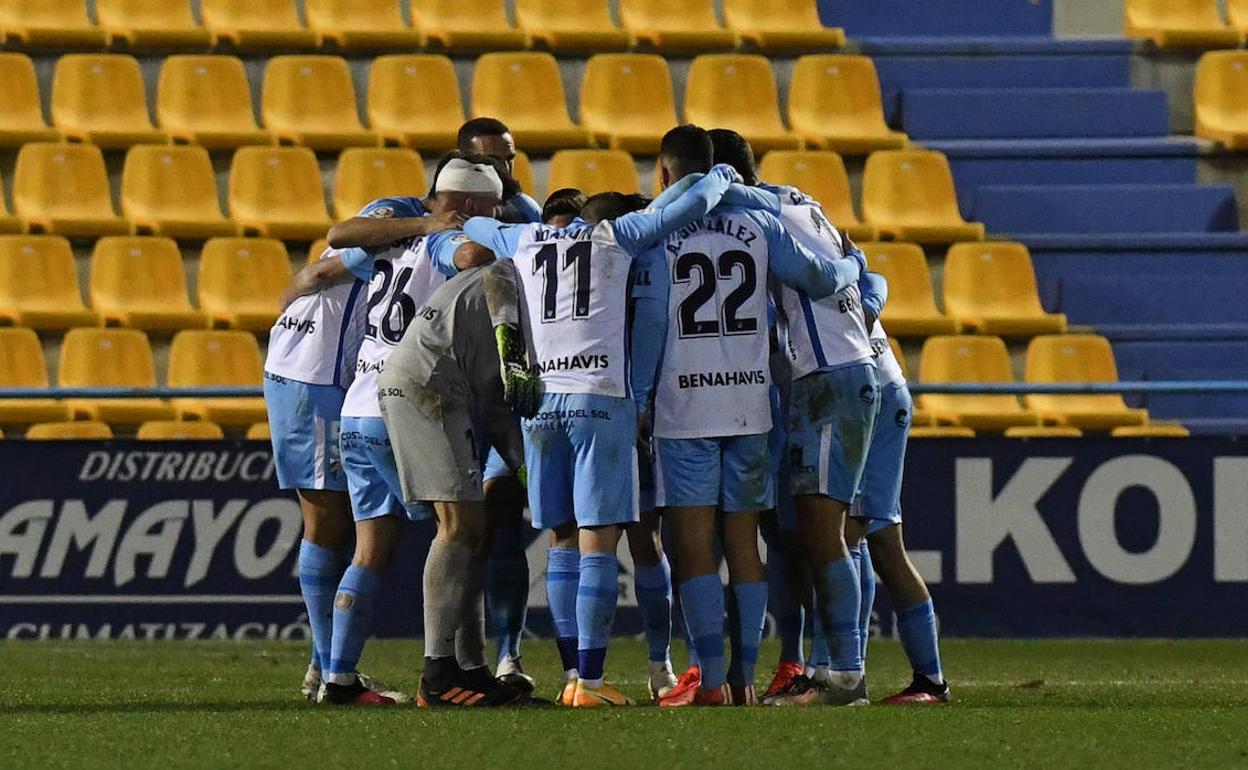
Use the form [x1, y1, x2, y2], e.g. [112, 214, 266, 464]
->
[860, 385, 877, 406]
[895, 408, 910, 428]
[788, 446, 815, 476]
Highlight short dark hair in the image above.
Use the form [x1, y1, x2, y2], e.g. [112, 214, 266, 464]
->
[659, 124, 713, 181]
[429, 150, 518, 199]
[709, 129, 757, 186]
[581, 192, 651, 224]
[457, 117, 511, 150]
[542, 188, 589, 223]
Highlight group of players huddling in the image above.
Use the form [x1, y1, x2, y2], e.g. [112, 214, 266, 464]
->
[264, 116, 950, 709]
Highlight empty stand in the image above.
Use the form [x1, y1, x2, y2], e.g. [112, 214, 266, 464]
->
[0, 235, 101, 329]
[0, 171, 23, 234]
[685, 55, 802, 153]
[0, 328, 71, 425]
[471, 53, 593, 151]
[722, 0, 845, 52]
[168, 330, 268, 426]
[198, 237, 292, 331]
[859, 241, 957, 336]
[788, 55, 907, 155]
[334, 148, 428, 220]
[13, 143, 132, 237]
[410, 0, 529, 51]
[262, 56, 380, 150]
[0, 54, 62, 147]
[228, 146, 332, 241]
[95, 0, 214, 49]
[1024, 334, 1148, 431]
[618, 0, 737, 53]
[1232, 0, 1248, 34]
[579, 54, 677, 154]
[59, 328, 176, 425]
[27, 421, 114, 440]
[918, 335, 1039, 430]
[121, 145, 240, 239]
[943, 242, 1067, 336]
[368, 55, 464, 150]
[201, 0, 320, 50]
[0, 0, 110, 49]
[546, 150, 639, 197]
[304, 0, 425, 50]
[757, 151, 878, 242]
[1125, 0, 1242, 49]
[1114, 340, 1248, 434]
[1195, 51, 1248, 151]
[861, 150, 985, 244]
[157, 55, 273, 149]
[137, 420, 225, 440]
[89, 236, 206, 332]
[971, 184, 1239, 236]
[51, 54, 167, 148]
[516, 0, 632, 52]
[901, 88, 1170, 140]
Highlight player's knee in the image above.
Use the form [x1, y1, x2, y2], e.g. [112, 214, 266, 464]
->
[625, 524, 661, 566]
[549, 522, 578, 549]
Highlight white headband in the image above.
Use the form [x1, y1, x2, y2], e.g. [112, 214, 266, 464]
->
[436, 158, 503, 198]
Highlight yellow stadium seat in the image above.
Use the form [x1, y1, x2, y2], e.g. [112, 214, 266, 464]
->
[516, 0, 632, 52]
[13, 143, 132, 237]
[95, 0, 214, 49]
[0, 235, 101, 329]
[305, 0, 425, 50]
[0, 54, 62, 147]
[198, 237, 292, 331]
[579, 54, 677, 154]
[909, 426, 976, 439]
[411, 0, 530, 51]
[157, 55, 273, 150]
[1232, 0, 1248, 33]
[789, 56, 908, 155]
[512, 151, 536, 198]
[228, 146, 333, 241]
[168, 330, 267, 426]
[0, 171, 24, 235]
[547, 150, 639, 197]
[201, 0, 320, 50]
[1195, 51, 1248, 151]
[27, 421, 114, 440]
[619, 0, 737, 53]
[1024, 334, 1149, 431]
[368, 55, 464, 151]
[60, 328, 176, 425]
[334, 148, 428, 220]
[0, 0, 109, 49]
[722, 0, 845, 52]
[1125, 0, 1241, 48]
[472, 53, 594, 152]
[858, 241, 957, 337]
[245, 421, 271, 440]
[918, 335, 1039, 431]
[51, 54, 167, 148]
[943, 242, 1067, 336]
[685, 55, 802, 153]
[137, 419, 225, 440]
[862, 150, 985, 245]
[90, 236, 206, 332]
[1112, 422, 1191, 438]
[307, 238, 331, 265]
[121, 145, 240, 240]
[0, 327, 71, 425]
[1004, 425, 1084, 439]
[757, 151, 878, 242]
[263, 56, 381, 151]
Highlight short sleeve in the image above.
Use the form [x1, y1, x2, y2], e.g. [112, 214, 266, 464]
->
[339, 247, 376, 281]
[426, 231, 468, 277]
[356, 196, 427, 219]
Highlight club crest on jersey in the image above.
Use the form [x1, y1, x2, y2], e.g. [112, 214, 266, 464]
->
[367, 206, 394, 219]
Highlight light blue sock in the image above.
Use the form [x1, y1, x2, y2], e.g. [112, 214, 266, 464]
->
[730, 582, 767, 688]
[298, 540, 342, 673]
[487, 537, 529, 661]
[327, 565, 380, 682]
[810, 615, 831, 669]
[679, 574, 726, 690]
[545, 547, 580, 673]
[576, 552, 618, 682]
[816, 556, 862, 674]
[856, 545, 876, 664]
[634, 557, 673, 664]
[897, 600, 944, 683]
[767, 546, 805, 666]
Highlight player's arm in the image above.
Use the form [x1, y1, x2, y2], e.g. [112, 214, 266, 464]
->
[766, 213, 866, 299]
[484, 260, 541, 419]
[463, 216, 526, 261]
[718, 184, 782, 214]
[499, 192, 543, 224]
[629, 248, 670, 417]
[647, 172, 705, 208]
[278, 248, 369, 310]
[326, 198, 457, 250]
[858, 271, 889, 331]
[612, 164, 741, 253]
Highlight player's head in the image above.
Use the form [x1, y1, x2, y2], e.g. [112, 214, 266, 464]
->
[580, 192, 651, 224]
[709, 128, 757, 187]
[429, 153, 505, 218]
[659, 124, 713, 190]
[458, 117, 517, 174]
[543, 188, 589, 226]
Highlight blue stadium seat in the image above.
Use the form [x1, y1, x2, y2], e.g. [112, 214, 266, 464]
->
[900, 88, 1170, 140]
[971, 184, 1240, 235]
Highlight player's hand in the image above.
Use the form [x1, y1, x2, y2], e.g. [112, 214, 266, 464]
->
[502, 361, 541, 419]
[846, 245, 868, 276]
[426, 209, 467, 232]
[709, 163, 744, 186]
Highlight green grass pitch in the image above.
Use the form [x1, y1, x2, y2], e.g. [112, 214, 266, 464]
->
[4, 638, 1247, 769]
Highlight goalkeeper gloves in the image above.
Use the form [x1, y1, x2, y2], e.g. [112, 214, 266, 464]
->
[495, 324, 541, 419]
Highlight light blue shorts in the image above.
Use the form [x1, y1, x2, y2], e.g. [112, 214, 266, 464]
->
[340, 415, 434, 523]
[786, 363, 879, 505]
[263, 373, 347, 492]
[523, 393, 639, 530]
[483, 447, 512, 483]
[655, 432, 774, 513]
[853, 382, 911, 533]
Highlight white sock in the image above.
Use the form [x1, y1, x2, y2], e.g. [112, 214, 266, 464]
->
[580, 676, 604, 689]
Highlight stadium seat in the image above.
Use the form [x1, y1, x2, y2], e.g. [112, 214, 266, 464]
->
[618, 0, 737, 53]
[59, 328, 176, 425]
[305, 0, 425, 50]
[307, 238, 330, 264]
[1112, 423, 1192, 438]
[89, 236, 206, 332]
[0, 327, 71, 425]
[909, 425, 975, 439]
[0, 235, 101, 329]
[516, 0, 632, 52]
[245, 421, 271, 440]
[168, 330, 267, 426]
[1004, 425, 1084, 439]
[512, 151, 536, 197]
[334, 148, 428, 220]
[721, 0, 845, 52]
[1195, 51, 1248, 151]
[95, 0, 214, 49]
[756, 152, 878, 242]
[201, 0, 320, 50]
[0, 0, 110, 49]
[121, 145, 239, 240]
[51, 54, 167, 148]
[1125, 0, 1242, 48]
[861, 150, 985, 245]
[943, 242, 1067, 336]
[137, 419, 225, 440]
[0, 54, 62, 147]
[1232, 0, 1248, 34]
[788, 56, 908, 155]
[858, 242, 957, 337]
[685, 55, 802, 153]
[918, 335, 1039, 431]
[13, 143, 132, 237]
[368, 55, 464, 150]
[410, 0, 530, 51]
[579, 54, 677, 154]
[0, 172, 24, 235]
[262, 56, 381, 150]
[471, 53, 594, 151]
[27, 421, 114, 440]
[546, 150, 639, 197]
[228, 146, 333, 241]
[1024, 335, 1149, 431]
[157, 55, 273, 149]
[198, 237, 291, 331]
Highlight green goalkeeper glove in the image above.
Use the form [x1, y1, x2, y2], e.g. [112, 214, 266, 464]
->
[495, 325, 541, 419]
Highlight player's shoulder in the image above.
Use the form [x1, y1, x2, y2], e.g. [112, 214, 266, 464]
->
[762, 183, 819, 211]
[358, 196, 427, 219]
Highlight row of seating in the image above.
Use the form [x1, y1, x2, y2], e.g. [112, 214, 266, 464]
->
[0, 0, 840, 54]
[1126, 0, 1248, 49]
[15, 419, 271, 440]
[1195, 50, 1248, 150]
[0, 51, 906, 154]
